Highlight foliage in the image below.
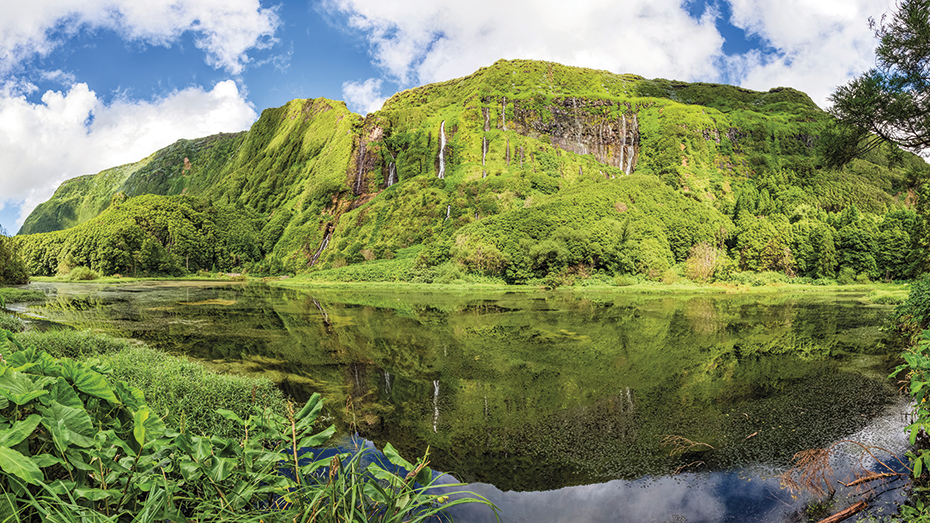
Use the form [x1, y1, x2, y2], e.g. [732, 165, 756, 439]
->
[14, 59, 930, 286]
[67, 266, 100, 281]
[830, 0, 930, 152]
[0, 333, 498, 522]
[0, 314, 24, 334]
[0, 235, 29, 285]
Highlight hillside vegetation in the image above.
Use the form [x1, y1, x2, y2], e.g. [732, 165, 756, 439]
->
[14, 59, 930, 284]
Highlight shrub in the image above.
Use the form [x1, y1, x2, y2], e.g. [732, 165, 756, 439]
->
[68, 265, 100, 281]
[836, 267, 857, 285]
[0, 313, 24, 333]
[614, 274, 639, 287]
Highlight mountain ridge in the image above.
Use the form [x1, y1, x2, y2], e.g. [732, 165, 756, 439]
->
[14, 59, 928, 283]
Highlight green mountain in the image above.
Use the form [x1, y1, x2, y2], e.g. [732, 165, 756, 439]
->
[15, 59, 930, 283]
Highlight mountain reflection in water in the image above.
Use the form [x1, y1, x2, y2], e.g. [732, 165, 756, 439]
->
[14, 282, 912, 521]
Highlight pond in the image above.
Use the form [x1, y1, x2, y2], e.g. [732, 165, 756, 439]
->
[7, 282, 915, 522]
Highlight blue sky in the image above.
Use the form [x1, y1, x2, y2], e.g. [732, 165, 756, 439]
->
[0, 0, 893, 235]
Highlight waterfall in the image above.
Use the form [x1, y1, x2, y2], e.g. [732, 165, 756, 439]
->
[444, 205, 451, 222]
[437, 121, 446, 179]
[501, 98, 507, 131]
[619, 116, 627, 170]
[432, 380, 440, 433]
[355, 140, 366, 194]
[483, 170, 487, 179]
[484, 396, 489, 419]
[483, 107, 490, 132]
[384, 371, 392, 394]
[387, 162, 396, 187]
[482, 136, 488, 166]
[310, 227, 332, 266]
[625, 145, 634, 175]
[354, 365, 360, 389]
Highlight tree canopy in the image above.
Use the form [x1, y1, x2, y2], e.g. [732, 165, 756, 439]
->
[831, 0, 930, 155]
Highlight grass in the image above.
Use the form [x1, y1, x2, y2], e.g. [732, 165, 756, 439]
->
[0, 288, 46, 303]
[8, 329, 287, 440]
[272, 276, 911, 296]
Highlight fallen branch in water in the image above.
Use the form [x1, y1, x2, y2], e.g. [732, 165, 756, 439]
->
[838, 471, 903, 488]
[815, 501, 867, 523]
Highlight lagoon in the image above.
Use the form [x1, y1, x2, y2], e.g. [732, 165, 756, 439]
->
[9, 282, 913, 521]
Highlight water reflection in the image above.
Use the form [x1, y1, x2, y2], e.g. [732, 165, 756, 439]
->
[14, 283, 908, 511]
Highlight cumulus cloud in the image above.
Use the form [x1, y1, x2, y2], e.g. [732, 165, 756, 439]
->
[0, 0, 280, 75]
[0, 79, 257, 227]
[342, 78, 386, 114]
[322, 0, 726, 86]
[322, 0, 896, 109]
[723, 0, 895, 107]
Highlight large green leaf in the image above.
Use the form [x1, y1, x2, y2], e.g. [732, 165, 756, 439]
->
[0, 447, 43, 485]
[31, 453, 65, 468]
[57, 359, 120, 405]
[132, 407, 166, 447]
[41, 401, 95, 452]
[74, 488, 120, 501]
[115, 381, 146, 411]
[295, 393, 324, 433]
[297, 424, 336, 449]
[48, 377, 83, 410]
[0, 414, 41, 448]
[207, 457, 237, 482]
[178, 458, 203, 482]
[0, 371, 50, 405]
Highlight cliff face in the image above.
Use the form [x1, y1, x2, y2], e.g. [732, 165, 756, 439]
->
[16, 59, 920, 279]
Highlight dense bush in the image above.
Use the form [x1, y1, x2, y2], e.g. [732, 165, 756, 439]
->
[0, 234, 28, 284]
[0, 313, 24, 333]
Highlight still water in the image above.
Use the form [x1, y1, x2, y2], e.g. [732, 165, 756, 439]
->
[9, 282, 915, 522]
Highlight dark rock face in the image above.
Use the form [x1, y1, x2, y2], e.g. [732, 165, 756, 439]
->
[486, 96, 641, 173]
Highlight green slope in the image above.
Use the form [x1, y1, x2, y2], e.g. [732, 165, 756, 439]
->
[16, 59, 930, 282]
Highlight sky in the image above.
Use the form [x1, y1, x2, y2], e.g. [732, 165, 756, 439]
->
[0, 0, 896, 235]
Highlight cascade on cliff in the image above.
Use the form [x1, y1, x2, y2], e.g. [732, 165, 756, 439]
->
[386, 152, 397, 187]
[310, 224, 334, 266]
[438, 121, 447, 179]
[483, 107, 490, 132]
[482, 136, 488, 166]
[354, 140, 367, 194]
[445, 205, 451, 221]
[501, 98, 507, 131]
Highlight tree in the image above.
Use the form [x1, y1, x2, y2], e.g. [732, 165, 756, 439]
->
[0, 234, 29, 284]
[830, 0, 930, 155]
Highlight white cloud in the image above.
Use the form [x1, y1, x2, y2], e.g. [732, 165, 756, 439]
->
[0, 79, 257, 227]
[0, 0, 280, 75]
[323, 0, 726, 86]
[724, 0, 895, 107]
[342, 78, 386, 114]
[323, 0, 896, 110]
